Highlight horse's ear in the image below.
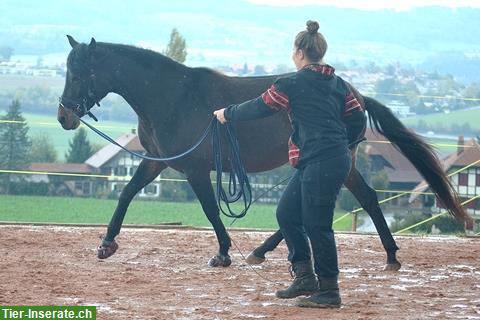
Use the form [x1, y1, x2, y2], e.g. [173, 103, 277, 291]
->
[88, 37, 97, 51]
[66, 35, 79, 48]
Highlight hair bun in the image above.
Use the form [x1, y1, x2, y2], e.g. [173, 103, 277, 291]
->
[306, 20, 319, 34]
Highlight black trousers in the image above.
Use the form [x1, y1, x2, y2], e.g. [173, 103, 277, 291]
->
[276, 152, 351, 279]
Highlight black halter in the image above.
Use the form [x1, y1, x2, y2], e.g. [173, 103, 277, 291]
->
[59, 68, 100, 121]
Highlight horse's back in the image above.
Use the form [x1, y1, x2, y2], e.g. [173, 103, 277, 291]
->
[190, 68, 291, 172]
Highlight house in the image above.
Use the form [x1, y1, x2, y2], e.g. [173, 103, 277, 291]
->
[85, 132, 162, 198]
[363, 129, 423, 208]
[409, 137, 480, 216]
[386, 100, 414, 118]
[27, 132, 162, 198]
[29, 163, 97, 196]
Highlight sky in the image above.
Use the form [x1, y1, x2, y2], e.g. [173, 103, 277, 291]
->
[247, 0, 480, 11]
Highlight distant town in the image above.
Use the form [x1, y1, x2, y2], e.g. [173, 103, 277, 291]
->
[2, 51, 479, 125]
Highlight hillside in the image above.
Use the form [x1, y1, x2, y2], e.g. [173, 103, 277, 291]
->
[1, 1, 480, 79]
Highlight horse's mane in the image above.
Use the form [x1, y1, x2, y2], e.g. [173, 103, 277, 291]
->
[93, 42, 187, 71]
[99, 43, 289, 81]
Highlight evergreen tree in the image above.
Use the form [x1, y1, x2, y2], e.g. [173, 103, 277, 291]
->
[65, 128, 93, 163]
[0, 99, 31, 193]
[30, 133, 58, 163]
[0, 45, 14, 61]
[163, 28, 187, 63]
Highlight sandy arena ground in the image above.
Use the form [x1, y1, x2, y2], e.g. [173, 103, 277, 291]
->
[0, 225, 479, 320]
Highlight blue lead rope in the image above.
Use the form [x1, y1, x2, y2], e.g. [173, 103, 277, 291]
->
[80, 116, 252, 219]
[212, 119, 252, 219]
[79, 118, 214, 162]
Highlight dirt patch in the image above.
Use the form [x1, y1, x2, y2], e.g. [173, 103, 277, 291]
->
[1, 225, 479, 319]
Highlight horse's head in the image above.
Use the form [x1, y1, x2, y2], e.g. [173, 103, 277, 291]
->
[58, 35, 110, 130]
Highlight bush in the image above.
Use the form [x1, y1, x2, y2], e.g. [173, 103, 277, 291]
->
[431, 215, 465, 234]
[390, 211, 432, 234]
[339, 190, 359, 211]
[8, 181, 49, 196]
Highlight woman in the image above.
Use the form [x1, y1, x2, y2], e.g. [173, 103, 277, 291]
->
[213, 20, 365, 308]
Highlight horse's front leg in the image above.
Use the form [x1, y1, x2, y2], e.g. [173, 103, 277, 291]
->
[185, 168, 232, 267]
[97, 159, 167, 259]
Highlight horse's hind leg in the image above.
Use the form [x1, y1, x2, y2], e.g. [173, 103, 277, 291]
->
[97, 159, 167, 259]
[185, 168, 232, 267]
[246, 230, 283, 265]
[345, 167, 401, 271]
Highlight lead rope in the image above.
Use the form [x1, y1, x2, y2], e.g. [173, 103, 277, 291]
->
[81, 115, 290, 284]
[81, 116, 252, 219]
[212, 120, 252, 219]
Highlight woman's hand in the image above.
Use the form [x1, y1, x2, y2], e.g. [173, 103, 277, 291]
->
[213, 108, 227, 124]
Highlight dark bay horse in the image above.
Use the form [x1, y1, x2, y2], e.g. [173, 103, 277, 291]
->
[57, 36, 473, 270]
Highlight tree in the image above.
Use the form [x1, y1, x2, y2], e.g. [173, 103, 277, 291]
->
[374, 77, 399, 102]
[254, 65, 266, 75]
[399, 80, 420, 106]
[0, 100, 31, 193]
[370, 171, 389, 190]
[355, 145, 371, 182]
[65, 128, 93, 163]
[0, 46, 14, 61]
[339, 190, 359, 211]
[30, 133, 58, 163]
[437, 75, 458, 96]
[241, 62, 249, 75]
[463, 82, 480, 107]
[163, 28, 187, 63]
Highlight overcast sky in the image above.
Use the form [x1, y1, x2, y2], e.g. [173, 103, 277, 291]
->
[247, 0, 480, 11]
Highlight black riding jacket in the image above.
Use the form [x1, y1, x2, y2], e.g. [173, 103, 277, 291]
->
[224, 64, 366, 168]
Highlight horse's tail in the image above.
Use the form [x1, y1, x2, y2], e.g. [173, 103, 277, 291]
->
[363, 96, 474, 229]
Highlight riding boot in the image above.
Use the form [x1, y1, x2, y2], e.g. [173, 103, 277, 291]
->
[296, 276, 341, 308]
[275, 260, 318, 299]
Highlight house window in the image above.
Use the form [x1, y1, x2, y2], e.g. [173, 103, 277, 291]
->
[75, 181, 82, 190]
[83, 182, 90, 195]
[458, 173, 468, 186]
[144, 184, 158, 195]
[113, 183, 125, 193]
[129, 166, 138, 176]
[477, 174, 480, 187]
[114, 167, 128, 176]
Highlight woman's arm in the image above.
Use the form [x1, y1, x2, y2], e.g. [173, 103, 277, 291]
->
[214, 83, 290, 123]
[225, 96, 278, 121]
[343, 91, 367, 147]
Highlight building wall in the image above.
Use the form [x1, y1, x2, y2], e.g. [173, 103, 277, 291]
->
[104, 152, 162, 198]
[433, 166, 480, 215]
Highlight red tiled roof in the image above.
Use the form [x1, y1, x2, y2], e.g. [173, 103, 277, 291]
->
[443, 139, 480, 167]
[30, 163, 93, 174]
[364, 129, 422, 184]
[125, 136, 145, 151]
[409, 138, 480, 202]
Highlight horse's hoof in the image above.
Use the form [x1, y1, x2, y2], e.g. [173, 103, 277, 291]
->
[384, 261, 401, 272]
[245, 251, 266, 265]
[208, 254, 232, 267]
[97, 240, 119, 259]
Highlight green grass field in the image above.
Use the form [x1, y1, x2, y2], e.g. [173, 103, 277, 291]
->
[0, 74, 65, 91]
[423, 137, 460, 155]
[404, 109, 480, 131]
[0, 195, 354, 231]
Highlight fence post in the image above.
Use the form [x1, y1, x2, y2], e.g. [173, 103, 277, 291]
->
[352, 212, 358, 232]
